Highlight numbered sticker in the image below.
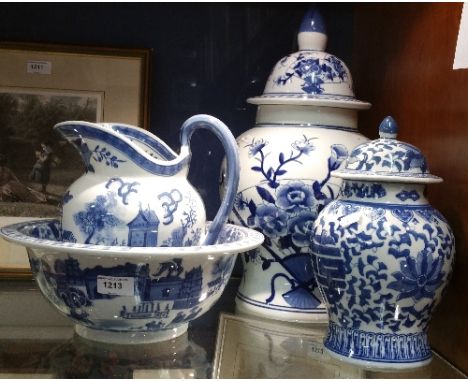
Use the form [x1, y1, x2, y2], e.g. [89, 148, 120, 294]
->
[97, 275, 135, 296]
[308, 341, 328, 361]
[27, 60, 52, 74]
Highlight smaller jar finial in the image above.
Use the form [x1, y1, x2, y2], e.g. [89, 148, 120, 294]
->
[298, 6, 327, 51]
[379, 116, 399, 139]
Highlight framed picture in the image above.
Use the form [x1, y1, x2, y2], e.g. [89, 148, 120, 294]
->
[212, 313, 365, 379]
[0, 42, 151, 279]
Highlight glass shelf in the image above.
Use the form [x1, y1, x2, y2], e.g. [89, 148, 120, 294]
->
[213, 313, 466, 379]
[0, 279, 465, 379]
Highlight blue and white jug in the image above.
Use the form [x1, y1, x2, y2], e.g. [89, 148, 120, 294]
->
[311, 116, 455, 369]
[55, 114, 239, 247]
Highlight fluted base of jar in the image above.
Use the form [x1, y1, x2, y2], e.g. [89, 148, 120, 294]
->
[235, 294, 328, 323]
[324, 322, 432, 370]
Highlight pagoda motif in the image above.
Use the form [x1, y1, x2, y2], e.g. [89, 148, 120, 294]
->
[127, 206, 159, 247]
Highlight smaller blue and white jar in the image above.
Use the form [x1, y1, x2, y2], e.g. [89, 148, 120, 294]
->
[310, 116, 455, 370]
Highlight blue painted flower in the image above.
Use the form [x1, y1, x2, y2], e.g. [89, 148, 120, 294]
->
[388, 250, 445, 301]
[302, 76, 324, 94]
[328, 144, 348, 171]
[325, 56, 347, 80]
[288, 211, 316, 247]
[276, 181, 314, 212]
[254, 204, 288, 238]
[296, 58, 322, 76]
[291, 135, 316, 155]
[233, 193, 247, 211]
[245, 138, 268, 157]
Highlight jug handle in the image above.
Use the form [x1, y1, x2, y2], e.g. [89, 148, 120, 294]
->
[180, 114, 239, 245]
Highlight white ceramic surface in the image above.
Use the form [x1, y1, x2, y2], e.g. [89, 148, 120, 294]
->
[310, 117, 455, 369]
[0, 219, 263, 344]
[247, 7, 370, 110]
[55, 114, 240, 248]
[222, 7, 371, 323]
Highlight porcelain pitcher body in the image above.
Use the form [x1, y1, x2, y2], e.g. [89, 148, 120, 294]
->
[55, 114, 239, 247]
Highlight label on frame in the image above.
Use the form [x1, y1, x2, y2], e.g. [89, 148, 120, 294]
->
[26, 60, 52, 75]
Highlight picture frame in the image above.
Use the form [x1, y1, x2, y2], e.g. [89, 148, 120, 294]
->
[212, 313, 365, 379]
[0, 42, 151, 279]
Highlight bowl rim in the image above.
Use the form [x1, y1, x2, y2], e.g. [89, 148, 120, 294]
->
[0, 219, 264, 258]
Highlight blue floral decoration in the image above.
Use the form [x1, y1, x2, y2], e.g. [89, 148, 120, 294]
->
[291, 135, 316, 155]
[254, 204, 288, 238]
[388, 250, 445, 301]
[230, 141, 351, 312]
[347, 141, 428, 175]
[288, 211, 316, 247]
[329, 144, 348, 171]
[341, 182, 387, 199]
[246, 138, 268, 157]
[276, 181, 315, 213]
[302, 75, 324, 94]
[311, 201, 454, 334]
[70, 138, 126, 173]
[246, 134, 318, 188]
[325, 56, 346, 80]
[93, 145, 126, 168]
[275, 53, 348, 95]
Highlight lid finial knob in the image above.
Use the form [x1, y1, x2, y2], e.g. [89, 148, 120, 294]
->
[298, 6, 327, 51]
[379, 116, 399, 139]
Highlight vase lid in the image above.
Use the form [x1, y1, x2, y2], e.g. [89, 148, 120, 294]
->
[247, 6, 371, 110]
[332, 116, 442, 183]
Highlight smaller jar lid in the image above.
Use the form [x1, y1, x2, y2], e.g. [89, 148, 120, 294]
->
[332, 116, 442, 183]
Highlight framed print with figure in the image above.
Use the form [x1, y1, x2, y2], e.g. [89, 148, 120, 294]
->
[0, 42, 151, 278]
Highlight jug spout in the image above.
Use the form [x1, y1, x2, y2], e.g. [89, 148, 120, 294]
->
[54, 121, 187, 177]
[105, 123, 178, 162]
